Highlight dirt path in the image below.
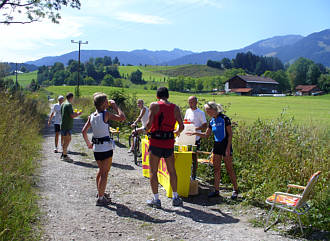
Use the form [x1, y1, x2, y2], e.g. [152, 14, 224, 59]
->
[38, 118, 298, 241]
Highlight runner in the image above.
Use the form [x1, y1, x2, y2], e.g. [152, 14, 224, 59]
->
[82, 93, 125, 206]
[184, 96, 207, 180]
[48, 95, 65, 153]
[187, 101, 239, 200]
[60, 92, 82, 160]
[128, 99, 149, 153]
[144, 87, 184, 208]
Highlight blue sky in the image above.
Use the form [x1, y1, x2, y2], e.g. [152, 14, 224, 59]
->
[0, 0, 329, 62]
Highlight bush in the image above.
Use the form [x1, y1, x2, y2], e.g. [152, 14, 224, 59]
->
[198, 112, 329, 230]
[0, 91, 47, 240]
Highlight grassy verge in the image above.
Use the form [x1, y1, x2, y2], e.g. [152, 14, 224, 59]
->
[0, 91, 48, 240]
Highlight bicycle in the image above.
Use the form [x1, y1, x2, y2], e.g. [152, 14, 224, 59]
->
[128, 122, 142, 165]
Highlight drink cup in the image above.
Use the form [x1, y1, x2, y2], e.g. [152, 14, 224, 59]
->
[187, 145, 192, 152]
[192, 145, 197, 152]
[174, 145, 179, 152]
[74, 108, 78, 113]
[79, 109, 82, 113]
[116, 127, 119, 131]
[182, 145, 187, 152]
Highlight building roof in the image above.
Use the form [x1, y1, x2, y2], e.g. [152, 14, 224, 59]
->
[237, 75, 279, 84]
[295, 85, 318, 92]
[230, 88, 252, 93]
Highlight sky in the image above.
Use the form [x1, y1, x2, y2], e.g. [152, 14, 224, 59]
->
[0, 0, 329, 62]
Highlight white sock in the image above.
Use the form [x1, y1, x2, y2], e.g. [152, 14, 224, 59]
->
[153, 193, 159, 200]
[173, 192, 178, 199]
[99, 195, 104, 200]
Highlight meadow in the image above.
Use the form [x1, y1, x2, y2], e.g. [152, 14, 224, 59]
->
[46, 85, 330, 128]
[5, 70, 38, 88]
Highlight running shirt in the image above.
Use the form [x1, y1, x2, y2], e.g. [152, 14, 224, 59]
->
[209, 113, 231, 142]
[184, 108, 206, 141]
[61, 101, 73, 131]
[141, 107, 149, 128]
[149, 101, 176, 149]
[90, 111, 113, 152]
[52, 103, 62, 125]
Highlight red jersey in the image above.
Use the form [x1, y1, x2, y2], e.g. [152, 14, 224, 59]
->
[149, 101, 176, 148]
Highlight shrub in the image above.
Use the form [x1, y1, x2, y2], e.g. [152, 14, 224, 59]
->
[0, 91, 47, 240]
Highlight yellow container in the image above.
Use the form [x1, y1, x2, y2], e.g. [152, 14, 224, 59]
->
[141, 139, 192, 197]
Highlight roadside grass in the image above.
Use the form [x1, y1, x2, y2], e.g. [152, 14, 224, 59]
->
[0, 91, 48, 240]
[5, 71, 37, 88]
[153, 64, 224, 78]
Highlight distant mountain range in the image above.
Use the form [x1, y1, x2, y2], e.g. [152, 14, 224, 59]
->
[25, 29, 330, 67]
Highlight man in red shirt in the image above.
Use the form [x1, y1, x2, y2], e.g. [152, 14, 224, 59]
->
[144, 87, 184, 208]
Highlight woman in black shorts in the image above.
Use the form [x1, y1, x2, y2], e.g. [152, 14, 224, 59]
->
[82, 93, 125, 206]
[187, 101, 238, 200]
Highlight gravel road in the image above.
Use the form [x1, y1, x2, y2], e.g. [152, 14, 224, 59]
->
[38, 118, 303, 241]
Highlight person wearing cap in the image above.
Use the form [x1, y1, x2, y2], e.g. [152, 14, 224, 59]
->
[184, 96, 207, 180]
[48, 95, 65, 153]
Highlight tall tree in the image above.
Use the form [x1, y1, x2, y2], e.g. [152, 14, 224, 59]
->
[0, 0, 81, 24]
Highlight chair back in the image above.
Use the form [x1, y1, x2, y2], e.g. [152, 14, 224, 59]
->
[296, 171, 321, 209]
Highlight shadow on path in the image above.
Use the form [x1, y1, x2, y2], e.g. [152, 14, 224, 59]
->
[104, 202, 175, 224]
[161, 204, 239, 225]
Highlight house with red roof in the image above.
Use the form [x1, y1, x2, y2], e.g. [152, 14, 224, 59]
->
[295, 85, 321, 96]
[225, 75, 279, 96]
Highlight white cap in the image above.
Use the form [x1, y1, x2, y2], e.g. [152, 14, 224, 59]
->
[58, 95, 64, 100]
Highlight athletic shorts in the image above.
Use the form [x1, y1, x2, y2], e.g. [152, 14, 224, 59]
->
[94, 150, 113, 161]
[54, 124, 61, 133]
[61, 129, 72, 136]
[195, 139, 201, 150]
[213, 140, 233, 156]
[149, 145, 174, 158]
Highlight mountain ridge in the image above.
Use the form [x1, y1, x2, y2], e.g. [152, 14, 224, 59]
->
[25, 29, 330, 67]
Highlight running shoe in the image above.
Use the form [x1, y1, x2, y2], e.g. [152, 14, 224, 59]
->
[208, 190, 219, 198]
[231, 190, 239, 200]
[172, 197, 183, 207]
[96, 196, 111, 206]
[146, 198, 161, 209]
[54, 148, 58, 153]
[127, 149, 133, 153]
[96, 193, 110, 200]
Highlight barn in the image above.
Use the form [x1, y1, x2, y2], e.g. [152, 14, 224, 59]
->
[225, 75, 279, 95]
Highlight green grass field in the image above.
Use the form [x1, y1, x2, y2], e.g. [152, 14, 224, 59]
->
[5, 71, 37, 87]
[46, 85, 330, 128]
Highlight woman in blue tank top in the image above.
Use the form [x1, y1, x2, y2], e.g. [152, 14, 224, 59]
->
[187, 101, 239, 200]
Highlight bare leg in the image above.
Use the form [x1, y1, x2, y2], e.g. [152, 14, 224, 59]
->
[97, 157, 113, 190]
[62, 134, 71, 155]
[213, 154, 222, 191]
[224, 156, 238, 191]
[164, 154, 178, 192]
[55, 132, 59, 148]
[96, 157, 112, 197]
[191, 153, 198, 180]
[149, 153, 161, 194]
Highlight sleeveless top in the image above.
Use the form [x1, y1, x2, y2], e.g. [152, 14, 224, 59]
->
[149, 101, 176, 149]
[90, 111, 113, 152]
[141, 107, 149, 128]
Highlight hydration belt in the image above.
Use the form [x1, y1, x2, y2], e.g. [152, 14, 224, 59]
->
[92, 136, 112, 144]
[148, 131, 174, 140]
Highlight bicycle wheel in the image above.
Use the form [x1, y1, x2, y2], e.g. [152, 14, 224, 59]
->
[134, 137, 141, 165]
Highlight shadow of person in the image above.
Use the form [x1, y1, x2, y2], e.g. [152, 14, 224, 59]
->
[161, 204, 239, 225]
[111, 162, 135, 170]
[67, 151, 88, 156]
[103, 202, 175, 224]
[114, 141, 127, 148]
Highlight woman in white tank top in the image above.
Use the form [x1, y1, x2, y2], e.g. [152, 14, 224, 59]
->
[82, 93, 126, 206]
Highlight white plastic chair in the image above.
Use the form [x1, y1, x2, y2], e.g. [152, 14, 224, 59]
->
[264, 171, 321, 234]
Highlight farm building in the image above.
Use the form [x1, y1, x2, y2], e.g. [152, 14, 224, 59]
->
[295, 85, 321, 96]
[225, 75, 279, 95]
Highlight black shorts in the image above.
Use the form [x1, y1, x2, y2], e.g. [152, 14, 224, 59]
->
[195, 139, 201, 150]
[94, 150, 113, 161]
[149, 145, 174, 158]
[54, 124, 61, 133]
[213, 140, 233, 156]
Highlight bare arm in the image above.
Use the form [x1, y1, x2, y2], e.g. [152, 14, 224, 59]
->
[106, 100, 126, 122]
[187, 126, 212, 138]
[174, 105, 184, 135]
[132, 107, 146, 127]
[144, 102, 158, 132]
[195, 122, 207, 131]
[225, 125, 233, 156]
[48, 111, 54, 126]
[82, 116, 93, 149]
